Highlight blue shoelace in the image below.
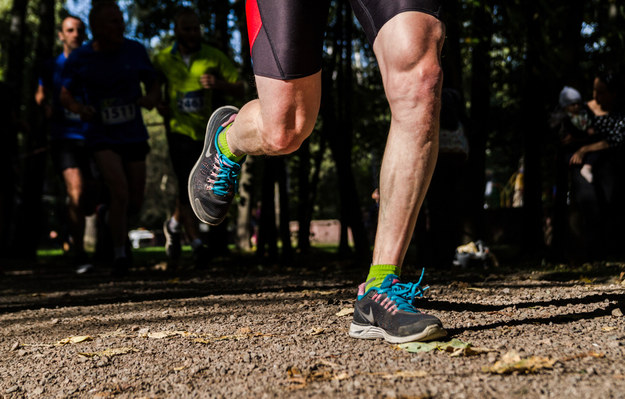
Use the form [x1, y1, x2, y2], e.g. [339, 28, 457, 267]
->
[210, 153, 241, 196]
[380, 269, 430, 312]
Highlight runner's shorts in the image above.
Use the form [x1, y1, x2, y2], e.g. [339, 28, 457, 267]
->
[50, 139, 94, 178]
[246, 0, 443, 80]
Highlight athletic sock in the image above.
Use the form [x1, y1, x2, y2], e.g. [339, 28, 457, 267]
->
[217, 124, 245, 163]
[365, 264, 401, 292]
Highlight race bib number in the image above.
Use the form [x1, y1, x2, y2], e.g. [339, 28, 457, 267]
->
[63, 108, 82, 122]
[100, 104, 137, 125]
[177, 90, 205, 114]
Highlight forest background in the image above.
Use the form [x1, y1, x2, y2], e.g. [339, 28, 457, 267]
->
[0, 0, 624, 265]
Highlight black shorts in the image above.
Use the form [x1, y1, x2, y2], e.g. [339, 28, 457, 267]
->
[50, 139, 94, 178]
[246, 0, 443, 80]
[91, 141, 150, 163]
[167, 133, 203, 200]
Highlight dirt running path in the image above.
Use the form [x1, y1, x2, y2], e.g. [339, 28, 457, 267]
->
[1, 255, 624, 398]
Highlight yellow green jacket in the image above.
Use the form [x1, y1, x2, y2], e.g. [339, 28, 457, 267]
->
[153, 42, 240, 141]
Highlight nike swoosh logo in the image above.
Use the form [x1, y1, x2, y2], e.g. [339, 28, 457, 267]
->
[363, 307, 375, 324]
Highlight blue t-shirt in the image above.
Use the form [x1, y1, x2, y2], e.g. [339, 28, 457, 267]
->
[40, 53, 88, 141]
[62, 38, 156, 145]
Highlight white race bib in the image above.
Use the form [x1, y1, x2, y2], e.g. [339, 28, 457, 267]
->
[100, 104, 137, 125]
[177, 90, 205, 114]
[63, 108, 82, 122]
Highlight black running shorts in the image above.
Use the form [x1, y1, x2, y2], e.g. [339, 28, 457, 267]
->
[50, 139, 93, 177]
[246, 0, 443, 80]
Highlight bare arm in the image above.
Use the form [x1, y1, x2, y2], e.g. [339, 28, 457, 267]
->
[60, 86, 96, 121]
[569, 140, 609, 165]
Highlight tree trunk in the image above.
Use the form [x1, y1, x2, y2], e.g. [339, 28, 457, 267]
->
[551, 0, 585, 261]
[296, 140, 312, 252]
[236, 157, 254, 251]
[465, 0, 492, 244]
[276, 157, 293, 262]
[521, 4, 547, 256]
[442, 0, 464, 92]
[257, 159, 277, 260]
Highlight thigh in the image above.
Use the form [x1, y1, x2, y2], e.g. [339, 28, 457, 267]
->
[247, 0, 330, 79]
[124, 160, 146, 206]
[93, 149, 128, 197]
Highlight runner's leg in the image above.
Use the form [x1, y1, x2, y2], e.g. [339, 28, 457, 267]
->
[372, 12, 445, 267]
[224, 72, 322, 157]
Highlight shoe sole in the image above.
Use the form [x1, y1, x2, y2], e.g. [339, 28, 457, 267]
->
[188, 105, 239, 225]
[348, 322, 447, 344]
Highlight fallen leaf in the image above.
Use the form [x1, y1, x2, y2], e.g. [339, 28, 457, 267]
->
[602, 326, 618, 332]
[612, 308, 623, 317]
[560, 351, 605, 362]
[79, 347, 138, 358]
[398, 341, 439, 353]
[286, 362, 349, 389]
[305, 327, 325, 336]
[482, 350, 556, 374]
[398, 338, 490, 356]
[301, 289, 336, 296]
[237, 327, 252, 335]
[55, 336, 94, 346]
[335, 307, 354, 317]
[146, 331, 191, 339]
[380, 370, 428, 379]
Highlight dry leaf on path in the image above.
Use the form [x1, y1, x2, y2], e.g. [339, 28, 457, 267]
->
[79, 347, 138, 358]
[482, 350, 556, 374]
[335, 307, 354, 317]
[398, 338, 491, 357]
[305, 327, 326, 336]
[55, 336, 94, 346]
[375, 370, 428, 379]
[146, 331, 192, 339]
[286, 362, 350, 389]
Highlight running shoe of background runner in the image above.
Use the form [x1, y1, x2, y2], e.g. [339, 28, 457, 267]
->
[188, 106, 242, 226]
[163, 218, 182, 260]
[349, 274, 447, 343]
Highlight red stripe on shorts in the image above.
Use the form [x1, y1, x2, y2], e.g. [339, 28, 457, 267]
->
[246, 0, 262, 55]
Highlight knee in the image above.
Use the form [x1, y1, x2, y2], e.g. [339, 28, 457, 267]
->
[260, 114, 316, 155]
[386, 60, 443, 111]
[66, 186, 82, 208]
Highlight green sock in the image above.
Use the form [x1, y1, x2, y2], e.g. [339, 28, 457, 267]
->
[217, 124, 245, 163]
[365, 264, 401, 291]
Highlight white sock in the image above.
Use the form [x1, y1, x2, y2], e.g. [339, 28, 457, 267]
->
[581, 164, 593, 183]
[168, 216, 180, 233]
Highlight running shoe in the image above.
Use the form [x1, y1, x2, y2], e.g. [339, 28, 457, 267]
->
[188, 106, 242, 226]
[163, 218, 181, 260]
[349, 274, 447, 343]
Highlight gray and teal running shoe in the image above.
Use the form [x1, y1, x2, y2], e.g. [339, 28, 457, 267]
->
[349, 274, 446, 343]
[188, 106, 242, 225]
